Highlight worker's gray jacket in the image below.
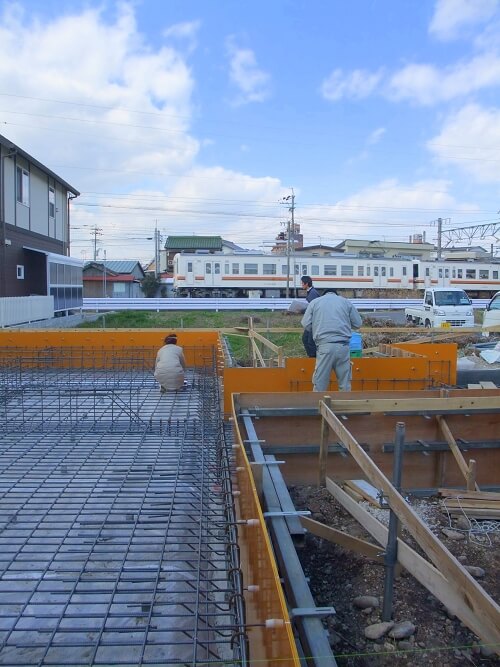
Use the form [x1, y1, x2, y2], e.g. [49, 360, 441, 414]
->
[301, 293, 362, 344]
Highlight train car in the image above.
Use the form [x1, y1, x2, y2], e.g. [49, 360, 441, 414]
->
[173, 252, 500, 298]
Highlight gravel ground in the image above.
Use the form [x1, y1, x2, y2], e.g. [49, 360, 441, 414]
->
[290, 485, 499, 667]
[10, 312, 103, 329]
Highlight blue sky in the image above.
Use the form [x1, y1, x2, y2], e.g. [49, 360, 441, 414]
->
[1, 0, 500, 261]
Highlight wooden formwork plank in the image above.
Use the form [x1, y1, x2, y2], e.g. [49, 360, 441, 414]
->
[437, 416, 480, 492]
[328, 396, 500, 414]
[326, 479, 484, 639]
[300, 516, 384, 563]
[320, 401, 500, 652]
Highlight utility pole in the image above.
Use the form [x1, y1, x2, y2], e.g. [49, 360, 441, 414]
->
[103, 249, 107, 298]
[437, 217, 442, 260]
[154, 222, 162, 277]
[281, 190, 295, 298]
[92, 226, 103, 261]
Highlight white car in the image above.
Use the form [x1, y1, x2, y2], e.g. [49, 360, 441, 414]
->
[482, 291, 500, 335]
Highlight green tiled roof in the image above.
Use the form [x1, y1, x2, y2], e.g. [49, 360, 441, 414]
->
[165, 236, 223, 250]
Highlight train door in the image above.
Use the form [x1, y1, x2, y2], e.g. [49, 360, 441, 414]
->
[436, 264, 449, 287]
[372, 264, 388, 287]
[186, 260, 194, 286]
[204, 260, 221, 287]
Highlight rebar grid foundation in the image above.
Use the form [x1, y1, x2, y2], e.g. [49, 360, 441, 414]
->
[0, 347, 246, 666]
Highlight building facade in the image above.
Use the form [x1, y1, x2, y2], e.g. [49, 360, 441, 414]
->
[0, 134, 82, 310]
[83, 261, 145, 298]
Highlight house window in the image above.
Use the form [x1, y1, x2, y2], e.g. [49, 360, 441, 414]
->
[232, 263, 240, 275]
[263, 263, 276, 275]
[49, 186, 55, 218]
[311, 265, 319, 275]
[16, 167, 30, 206]
[324, 265, 337, 276]
[244, 263, 258, 275]
[113, 282, 126, 294]
[16, 265, 24, 279]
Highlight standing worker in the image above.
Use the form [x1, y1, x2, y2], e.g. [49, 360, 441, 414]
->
[154, 334, 186, 392]
[301, 289, 362, 392]
[300, 275, 321, 357]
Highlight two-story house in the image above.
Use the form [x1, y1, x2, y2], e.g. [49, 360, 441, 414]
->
[0, 134, 82, 312]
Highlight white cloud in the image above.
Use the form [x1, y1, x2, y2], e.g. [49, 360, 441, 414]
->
[226, 38, 271, 104]
[300, 179, 473, 245]
[320, 68, 383, 101]
[388, 53, 500, 104]
[367, 127, 386, 145]
[163, 20, 200, 54]
[429, 0, 498, 41]
[427, 103, 500, 182]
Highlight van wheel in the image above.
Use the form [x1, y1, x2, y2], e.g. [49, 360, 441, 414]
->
[425, 319, 432, 328]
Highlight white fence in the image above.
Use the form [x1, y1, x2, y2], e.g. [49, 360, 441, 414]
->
[82, 297, 490, 312]
[0, 296, 54, 328]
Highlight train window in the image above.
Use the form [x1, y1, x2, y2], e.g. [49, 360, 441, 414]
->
[224, 263, 229, 274]
[389, 267, 394, 277]
[232, 263, 240, 275]
[324, 265, 337, 276]
[381, 267, 386, 277]
[457, 269, 462, 278]
[466, 268, 476, 279]
[425, 268, 430, 277]
[439, 269, 443, 278]
[244, 263, 258, 275]
[452, 269, 456, 278]
[205, 263, 212, 274]
[445, 269, 449, 278]
[263, 263, 277, 275]
[479, 269, 489, 279]
[402, 266, 407, 276]
[302, 264, 308, 275]
[374, 267, 379, 276]
[493, 271, 499, 279]
[311, 265, 319, 275]
[366, 266, 371, 276]
[214, 263, 220, 274]
[358, 266, 364, 276]
[295, 265, 300, 275]
[187, 262, 193, 272]
[341, 265, 354, 276]
[281, 265, 288, 274]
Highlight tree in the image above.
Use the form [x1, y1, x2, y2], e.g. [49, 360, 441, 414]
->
[140, 274, 160, 298]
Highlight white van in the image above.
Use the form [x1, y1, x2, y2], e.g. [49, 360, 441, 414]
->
[482, 291, 500, 336]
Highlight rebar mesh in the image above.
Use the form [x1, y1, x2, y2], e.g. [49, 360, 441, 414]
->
[0, 346, 246, 666]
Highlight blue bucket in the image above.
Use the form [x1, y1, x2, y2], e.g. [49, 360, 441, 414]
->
[350, 332, 362, 357]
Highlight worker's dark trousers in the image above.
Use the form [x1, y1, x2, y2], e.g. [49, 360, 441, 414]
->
[302, 329, 317, 357]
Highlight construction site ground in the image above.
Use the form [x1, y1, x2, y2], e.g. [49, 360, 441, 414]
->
[290, 485, 500, 667]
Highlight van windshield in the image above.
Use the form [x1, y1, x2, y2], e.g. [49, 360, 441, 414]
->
[434, 291, 471, 306]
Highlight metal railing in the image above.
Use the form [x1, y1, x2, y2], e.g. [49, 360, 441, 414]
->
[82, 297, 490, 312]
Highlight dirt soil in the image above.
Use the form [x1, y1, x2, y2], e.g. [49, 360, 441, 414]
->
[289, 485, 499, 667]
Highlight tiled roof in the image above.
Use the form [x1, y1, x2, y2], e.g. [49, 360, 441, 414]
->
[165, 236, 223, 250]
[84, 260, 143, 274]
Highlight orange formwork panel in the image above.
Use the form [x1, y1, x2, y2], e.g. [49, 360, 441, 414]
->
[223, 343, 458, 414]
[0, 329, 222, 369]
[231, 416, 301, 666]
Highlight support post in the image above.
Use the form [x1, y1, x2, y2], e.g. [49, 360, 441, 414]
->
[382, 421, 405, 622]
[318, 396, 332, 487]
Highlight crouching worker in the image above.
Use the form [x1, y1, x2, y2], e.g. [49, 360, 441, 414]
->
[154, 334, 186, 392]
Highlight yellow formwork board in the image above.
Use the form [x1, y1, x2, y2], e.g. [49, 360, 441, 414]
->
[231, 415, 301, 666]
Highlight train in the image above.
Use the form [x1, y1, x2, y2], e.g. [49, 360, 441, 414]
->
[172, 251, 500, 298]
